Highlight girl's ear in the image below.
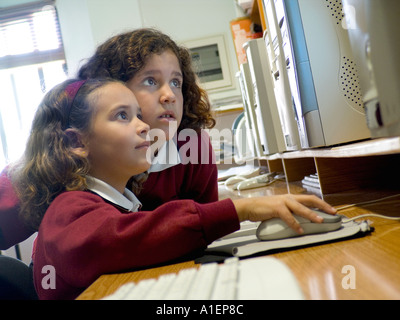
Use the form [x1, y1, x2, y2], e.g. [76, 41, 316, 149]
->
[65, 128, 89, 158]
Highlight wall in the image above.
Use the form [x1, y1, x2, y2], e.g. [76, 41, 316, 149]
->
[86, 0, 143, 46]
[56, 0, 142, 77]
[138, 0, 241, 100]
[56, 0, 95, 77]
[55, 0, 243, 100]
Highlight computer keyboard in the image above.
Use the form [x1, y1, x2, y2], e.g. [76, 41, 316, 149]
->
[103, 257, 304, 300]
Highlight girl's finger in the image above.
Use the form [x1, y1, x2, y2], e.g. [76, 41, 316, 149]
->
[285, 196, 324, 224]
[292, 195, 337, 214]
[275, 203, 304, 234]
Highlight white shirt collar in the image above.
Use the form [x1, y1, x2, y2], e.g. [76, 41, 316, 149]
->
[86, 176, 142, 212]
[148, 139, 181, 173]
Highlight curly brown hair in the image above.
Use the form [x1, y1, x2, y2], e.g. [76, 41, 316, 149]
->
[78, 28, 215, 132]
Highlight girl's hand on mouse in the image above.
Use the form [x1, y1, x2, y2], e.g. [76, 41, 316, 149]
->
[232, 194, 337, 234]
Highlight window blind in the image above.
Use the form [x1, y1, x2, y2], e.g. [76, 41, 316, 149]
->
[0, 0, 65, 69]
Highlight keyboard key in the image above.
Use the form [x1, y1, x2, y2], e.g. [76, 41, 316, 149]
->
[186, 262, 219, 300]
[164, 268, 197, 300]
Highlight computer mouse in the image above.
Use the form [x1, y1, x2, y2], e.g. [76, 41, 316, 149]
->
[224, 176, 246, 189]
[236, 173, 272, 191]
[256, 210, 342, 241]
[224, 168, 262, 187]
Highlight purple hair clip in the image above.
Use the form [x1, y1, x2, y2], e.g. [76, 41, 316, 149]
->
[63, 80, 86, 129]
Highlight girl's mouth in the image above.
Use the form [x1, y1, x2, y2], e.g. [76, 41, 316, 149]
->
[159, 112, 176, 121]
[135, 141, 151, 150]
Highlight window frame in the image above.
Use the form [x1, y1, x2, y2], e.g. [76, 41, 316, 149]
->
[0, 0, 67, 170]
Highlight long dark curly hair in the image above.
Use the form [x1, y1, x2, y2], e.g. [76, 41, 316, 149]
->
[78, 28, 215, 132]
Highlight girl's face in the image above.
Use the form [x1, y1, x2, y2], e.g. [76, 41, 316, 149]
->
[84, 82, 151, 192]
[126, 50, 184, 141]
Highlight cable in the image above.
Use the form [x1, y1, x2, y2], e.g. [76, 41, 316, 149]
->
[336, 193, 400, 211]
[335, 193, 400, 223]
[342, 214, 400, 223]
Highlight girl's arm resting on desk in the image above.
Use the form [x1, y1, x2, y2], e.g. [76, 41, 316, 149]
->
[33, 191, 239, 291]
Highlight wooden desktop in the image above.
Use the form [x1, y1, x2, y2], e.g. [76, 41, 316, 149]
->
[77, 138, 400, 300]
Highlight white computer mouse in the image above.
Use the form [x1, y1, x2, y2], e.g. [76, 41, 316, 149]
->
[224, 176, 246, 187]
[256, 210, 342, 241]
[224, 168, 262, 187]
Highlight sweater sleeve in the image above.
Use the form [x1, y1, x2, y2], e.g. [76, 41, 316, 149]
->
[33, 191, 239, 298]
[0, 168, 34, 249]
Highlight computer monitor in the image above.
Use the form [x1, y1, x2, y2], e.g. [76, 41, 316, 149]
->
[342, 0, 400, 138]
[262, 0, 306, 150]
[236, 63, 264, 160]
[244, 38, 287, 155]
[276, 0, 370, 147]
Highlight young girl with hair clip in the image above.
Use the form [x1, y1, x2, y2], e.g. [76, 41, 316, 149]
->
[11, 78, 335, 299]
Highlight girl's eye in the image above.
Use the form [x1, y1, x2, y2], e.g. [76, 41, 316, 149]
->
[143, 78, 156, 86]
[137, 113, 143, 121]
[117, 111, 129, 120]
[171, 79, 182, 88]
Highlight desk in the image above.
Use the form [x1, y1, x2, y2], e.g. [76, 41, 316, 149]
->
[77, 182, 400, 300]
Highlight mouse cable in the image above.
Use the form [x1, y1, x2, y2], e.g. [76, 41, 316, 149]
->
[342, 214, 400, 223]
[335, 193, 400, 211]
[335, 193, 400, 223]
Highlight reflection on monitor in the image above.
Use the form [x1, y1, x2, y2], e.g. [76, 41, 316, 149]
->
[343, 0, 400, 138]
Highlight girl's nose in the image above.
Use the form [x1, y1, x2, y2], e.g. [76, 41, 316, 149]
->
[160, 84, 176, 104]
[137, 119, 150, 135]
